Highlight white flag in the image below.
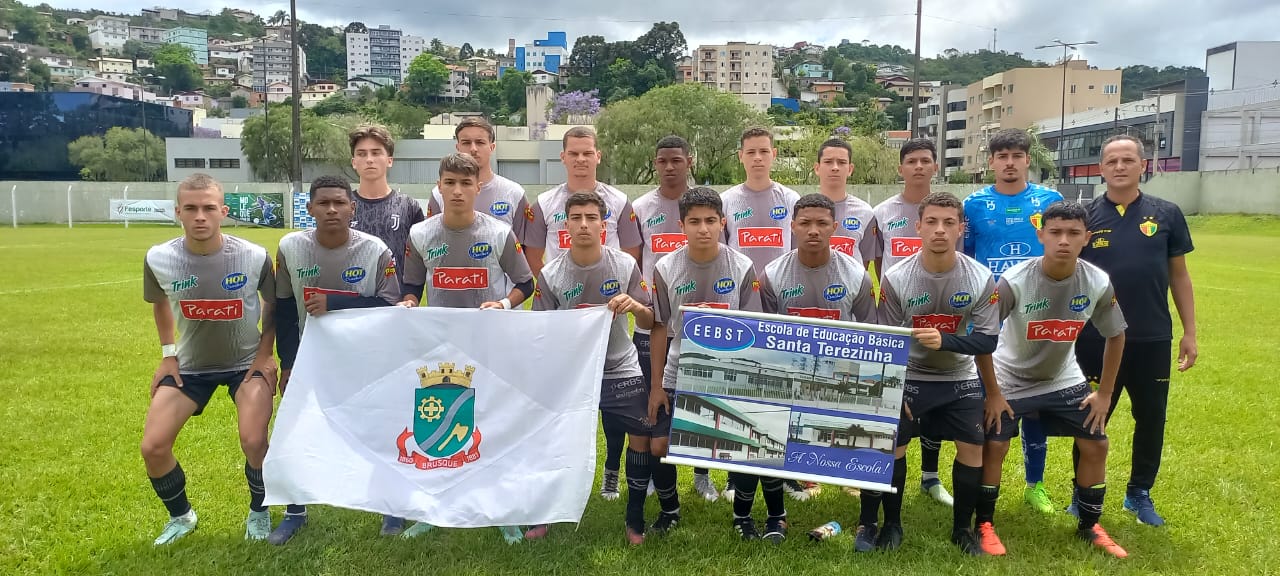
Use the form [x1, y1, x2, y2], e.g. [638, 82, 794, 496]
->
[263, 306, 611, 527]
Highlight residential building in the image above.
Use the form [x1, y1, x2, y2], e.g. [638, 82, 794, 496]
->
[400, 34, 425, 79]
[676, 56, 693, 83]
[515, 32, 568, 73]
[128, 26, 166, 44]
[0, 28, 9, 41]
[229, 9, 257, 23]
[135, 58, 152, 70]
[88, 57, 134, 83]
[961, 60, 1122, 175]
[164, 27, 209, 65]
[916, 84, 968, 176]
[0, 81, 35, 92]
[252, 40, 307, 90]
[1200, 78, 1280, 171]
[141, 7, 180, 21]
[72, 76, 157, 102]
[171, 91, 209, 108]
[345, 25, 424, 84]
[300, 81, 341, 107]
[1205, 41, 1280, 92]
[442, 65, 470, 99]
[529, 69, 560, 86]
[64, 18, 85, 26]
[811, 80, 845, 105]
[880, 75, 940, 102]
[87, 15, 129, 52]
[695, 41, 775, 111]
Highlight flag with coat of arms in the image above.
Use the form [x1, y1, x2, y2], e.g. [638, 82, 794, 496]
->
[263, 306, 611, 527]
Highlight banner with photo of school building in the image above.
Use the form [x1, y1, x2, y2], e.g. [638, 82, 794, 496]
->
[665, 308, 911, 493]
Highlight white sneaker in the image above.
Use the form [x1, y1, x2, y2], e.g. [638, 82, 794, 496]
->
[154, 509, 198, 545]
[600, 469, 620, 501]
[782, 479, 812, 502]
[244, 510, 271, 540]
[693, 473, 719, 502]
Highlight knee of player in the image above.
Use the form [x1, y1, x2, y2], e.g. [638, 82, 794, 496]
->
[650, 441, 669, 458]
[983, 440, 1012, 459]
[238, 431, 269, 458]
[139, 435, 174, 461]
[1075, 438, 1109, 460]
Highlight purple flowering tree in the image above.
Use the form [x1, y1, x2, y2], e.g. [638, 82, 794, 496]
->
[548, 89, 602, 124]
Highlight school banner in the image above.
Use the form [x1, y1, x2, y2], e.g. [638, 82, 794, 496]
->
[262, 306, 612, 527]
[109, 199, 175, 221]
[225, 192, 285, 228]
[663, 307, 911, 493]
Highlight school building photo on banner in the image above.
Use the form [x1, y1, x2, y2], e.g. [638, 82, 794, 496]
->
[668, 394, 790, 469]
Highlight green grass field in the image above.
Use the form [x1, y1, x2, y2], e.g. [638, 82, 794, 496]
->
[1, 216, 1277, 575]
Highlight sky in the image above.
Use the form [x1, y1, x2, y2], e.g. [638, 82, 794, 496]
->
[45, 0, 1279, 70]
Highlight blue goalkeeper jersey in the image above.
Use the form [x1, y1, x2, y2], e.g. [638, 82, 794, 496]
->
[962, 183, 1064, 278]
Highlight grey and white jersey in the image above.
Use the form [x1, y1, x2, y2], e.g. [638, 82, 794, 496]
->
[879, 252, 999, 382]
[350, 190, 425, 288]
[427, 174, 529, 238]
[403, 212, 534, 308]
[721, 181, 801, 274]
[993, 257, 1127, 399]
[872, 194, 923, 274]
[829, 194, 878, 267]
[524, 182, 643, 263]
[631, 188, 687, 283]
[143, 235, 274, 374]
[759, 250, 877, 324]
[275, 229, 399, 333]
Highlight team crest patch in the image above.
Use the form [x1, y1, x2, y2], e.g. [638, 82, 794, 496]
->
[1139, 219, 1158, 237]
[395, 363, 482, 470]
[525, 206, 536, 222]
[1029, 213, 1043, 230]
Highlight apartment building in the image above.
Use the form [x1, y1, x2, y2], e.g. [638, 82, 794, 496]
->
[695, 42, 774, 111]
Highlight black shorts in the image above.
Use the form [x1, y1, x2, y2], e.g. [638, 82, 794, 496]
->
[986, 383, 1107, 442]
[159, 369, 261, 416]
[650, 390, 674, 438]
[634, 332, 673, 388]
[600, 375, 652, 437]
[898, 378, 985, 447]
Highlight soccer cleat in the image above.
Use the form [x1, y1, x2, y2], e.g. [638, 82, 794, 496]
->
[523, 524, 549, 540]
[721, 479, 736, 501]
[647, 479, 656, 498]
[1066, 488, 1080, 519]
[733, 517, 760, 541]
[600, 469, 620, 501]
[244, 510, 271, 541]
[783, 479, 812, 501]
[875, 523, 903, 551]
[1078, 524, 1128, 558]
[1124, 489, 1166, 527]
[267, 513, 306, 546]
[763, 517, 788, 544]
[842, 486, 862, 497]
[921, 478, 955, 506]
[650, 511, 681, 535]
[153, 509, 197, 546]
[976, 522, 1006, 556]
[853, 524, 878, 553]
[625, 525, 645, 546]
[380, 515, 406, 536]
[951, 528, 985, 557]
[499, 525, 524, 544]
[1024, 482, 1056, 514]
[400, 521, 436, 539]
[693, 473, 719, 502]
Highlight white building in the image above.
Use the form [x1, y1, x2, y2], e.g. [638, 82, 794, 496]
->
[128, 26, 166, 45]
[916, 84, 969, 176]
[252, 40, 307, 90]
[1206, 41, 1280, 92]
[87, 15, 129, 52]
[441, 65, 470, 99]
[346, 25, 423, 84]
[72, 76, 156, 102]
[694, 42, 775, 111]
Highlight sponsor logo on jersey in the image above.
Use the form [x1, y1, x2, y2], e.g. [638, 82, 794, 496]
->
[384, 262, 396, 277]
[302, 286, 358, 300]
[1029, 212, 1044, 230]
[645, 213, 667, 228]
[788, 307, 840, 320]
[296, 265, 320, 280]
[563, 282, 584, 301]
[714, 277, 736, 295]
[1023, 297, 1051, 314]
[557, 229, 607, 249]
[604, 206, 613, 220]
[426, 244, 449, 259]
[752, 279, 760, 292]
[488, 201, 512, 217]
[390, 213, 402, 231]
[600, 279, 621, 297]
[342, 266, 367, 284]
[842, 216, 862, 231]
[1069, 294, 1091, 312]
[886, 216, 909, 230]
[890, 237, 922, 257]
[1140, 219, 1158, 237]
[989, 291, 1000, 305]
[907, 293, 931, 308]
[675, 280, 696, 296]
[824, 284, 847, 302]
[830, 236, 856, 256]
[221, 273, 247, 291]
[1006, 217, 1024, 225]
[639, 280, 649, 292]
[685, 314, 754, 351]
[1091, 237, 1110, 249]
[551, 211, 566, 223]
[432, 267, 489, 290]
[1027, 319, 1086, 342]
[1006, 206, 1023, 214]
[912, 313, 962, 334]
[525, 206, 535, 221]
[469, 242, 493, 260]
[171, 275, 198, 292]
[733, 207, 754, 220]
[986, 257, 1028, 275]
[651, 232, 688, 254]
[179, 299, 244, 321]
[950, 291, 972, 309]
[999, 242, 1033, 257]
[738, 227, 783, 248]
[780, 285, 804, 299]
[770, 206, 788, 220]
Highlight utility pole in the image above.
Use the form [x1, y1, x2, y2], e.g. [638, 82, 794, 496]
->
[910, 0, 922, 137]
[1152, 92, 1162, 177]
[289, 0, 302, 186]
[1036, 39, 1097, 184]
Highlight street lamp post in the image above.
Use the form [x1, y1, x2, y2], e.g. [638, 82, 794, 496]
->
[1035, 39, 1097, 185]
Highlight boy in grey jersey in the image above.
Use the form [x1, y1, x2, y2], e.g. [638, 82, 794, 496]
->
[977, 202, 1129, 559]
[141, 174, 278, 545]
[650, 188, 773, 541]
[813, 138, 877, 267]
[870, 192, 999, 556]
[528, 192, 655, 545]
[348, 125, 425, 308]
[426, 117, 530, 238]
[721, 126, 801, 275]
[269, 176, 402, 546]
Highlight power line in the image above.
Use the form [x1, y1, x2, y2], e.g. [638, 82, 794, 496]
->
[296, 3, 916, 24]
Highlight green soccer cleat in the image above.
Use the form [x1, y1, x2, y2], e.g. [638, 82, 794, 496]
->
[400, 521, 436, 539]
[153, 510, 198, 546]
[499, 525, 524, 544]
[244, 510, 271, 541]
[1024, 481, 1056, 514]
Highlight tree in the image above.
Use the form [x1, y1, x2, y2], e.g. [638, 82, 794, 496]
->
[548, 89, 601, 123]
[241, 107, 347, 181]
[499, 70, 532, 113]
[1025, 124, 1057, 181]
[121, 39, 155, 62]
[1121, 65, 1205, 102]
[595, 83, 766, 185]
[404, 53, 449, 105]
[566, 35, 609, 91]
[0, 47, 23, 82]
[68, 27, 91, 55]
[300, 22, 346, 81]
[633, 21, 686, 77]
[67, 127, 166, 181]
[884, 99, 911, 130]
[268, 10, 287, 27]
[231, 95, 249, 108]
[345, 21, 367, 34]
[429, 38, 445, 56]
[26, 59, 50, 90]
[458, 42, 474, 61]
[153, 43, 203, 93]
[310, 93, 360, 116]
[12, 6, 45, 45]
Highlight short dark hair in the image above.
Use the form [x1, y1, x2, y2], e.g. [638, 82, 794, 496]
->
[564, 192, 606, 219]
[1041, 201, 1088, 225]
[739, 126, 774, 147]
[656, 135, 691, 155]
[678, 186, 723, 220]
[348, 124, 395, 156]
[1101, 134, 1146, 158]
[816, 138, 852, 162]
[439, 152, 480, 178]
[562, 126, 597, 149]
[987, 129, 1032, 156]
[918, 191, 964, 220]
[309, 175, 353, 200]
[794, 193, 835, 219]
[899, 138, 937, 163]
[454, 116, 496, 142]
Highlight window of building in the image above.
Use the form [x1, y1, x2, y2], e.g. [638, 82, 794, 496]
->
[209, 158, 240, 169]
[174, 158, 205, 169]
[1007, 84, 1014, 94]
[1070, 85, 1077, 94]
[1104, 84, 1118, 94]
[1088, 84, 1095, 90]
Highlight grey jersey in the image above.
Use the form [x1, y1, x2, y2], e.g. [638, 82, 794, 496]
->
[829, 194, 878, 267]
[879, 252, 999, 381]
[351, 190, 426, 288]
[721, 182, 801, 274]
[759, 250, 877, 324]
[631, 188, 688, 283]
[524, 182, 643, 263]
[427, 174, 529, 239]
[143, 235, 274, 374]
[403, 212, 534, 308]
[533, 247, 649, 378]
[872, 194, 923, 273]
[994, 257, 1127, 399]
[275, 229, 399, 334]
[653, 245, 760, 389]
